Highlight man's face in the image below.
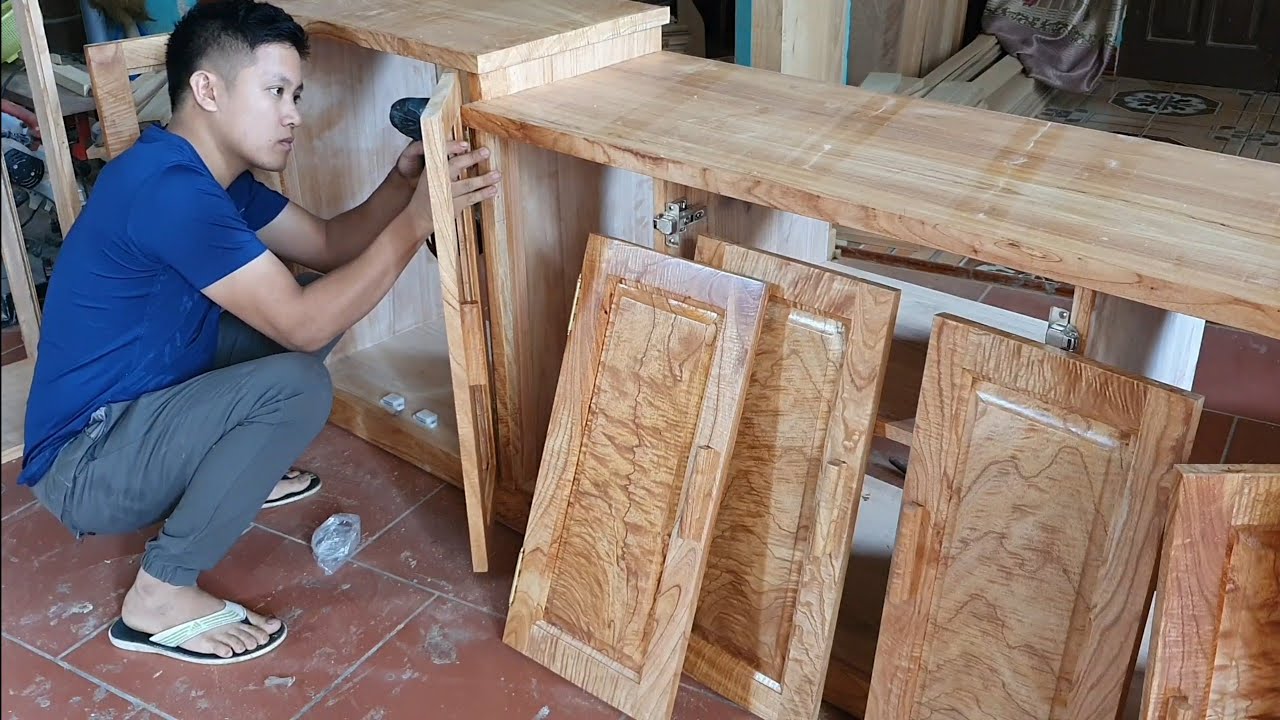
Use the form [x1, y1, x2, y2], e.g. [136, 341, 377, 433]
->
[216, 43, 304, 172]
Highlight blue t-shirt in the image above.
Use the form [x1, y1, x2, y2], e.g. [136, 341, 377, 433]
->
[17, 125, 288, 487]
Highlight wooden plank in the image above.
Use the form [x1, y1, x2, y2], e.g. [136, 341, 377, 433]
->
[682, 236, 897, 719]
[2, 358, 34, 463]
[503, 233, 768, 720]
[419, 72, 500, 572]
[919, 0, 968, 76]
[748, 0, 850, 84]
[471, 27, 660, 98]
[50, 62, 91, 95]
[1142, 464, 1280, 720]
[85, 40, 143, 159]
[13, 0, 82, 232]
[462, 51, 1280, 340]
[271, 0, 668, 73]
[1, 164, 41, 358]
[902, 33, 1000, 96]
[118, 34, 168, 73]
[865, 315, 1203, 720]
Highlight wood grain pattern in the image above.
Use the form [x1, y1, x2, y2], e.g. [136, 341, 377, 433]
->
[749, 0, 850, 84]
[462, 51, 1280, 340]
[419, 72, 500, 572]
[2, 358, 35, 463]
[504, 234, 768, 720]
[682, 237, 898, 719]
[271, 0, 668, 73]
[866, 314, 1203, 720]
[1142, 464, 1280, 720]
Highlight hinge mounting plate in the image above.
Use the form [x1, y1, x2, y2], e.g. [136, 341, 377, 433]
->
[1046, 307, 1081, 352]
[653, 199, 707, 248]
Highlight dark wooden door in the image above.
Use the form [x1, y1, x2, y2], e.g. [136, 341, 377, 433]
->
[1119, 0, 1280, 90]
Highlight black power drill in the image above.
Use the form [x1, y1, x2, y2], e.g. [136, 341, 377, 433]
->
[387, 96, 485, 259]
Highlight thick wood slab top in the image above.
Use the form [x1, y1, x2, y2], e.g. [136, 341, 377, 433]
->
[463, 52, 1280, 339]
[272, 0, 668, 73]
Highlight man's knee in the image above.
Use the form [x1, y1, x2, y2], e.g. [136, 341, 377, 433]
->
[255, 352, 334, 422]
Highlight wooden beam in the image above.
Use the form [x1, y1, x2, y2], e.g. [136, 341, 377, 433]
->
[1, 164, 41, 357]
[13, 0, 82, 232]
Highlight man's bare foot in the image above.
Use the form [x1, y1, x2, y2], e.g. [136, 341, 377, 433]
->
[266, 469, 313, 502]
[120, 569, 280, 659]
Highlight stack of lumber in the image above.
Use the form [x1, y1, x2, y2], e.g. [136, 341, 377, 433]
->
[860, 34, 1053, 116]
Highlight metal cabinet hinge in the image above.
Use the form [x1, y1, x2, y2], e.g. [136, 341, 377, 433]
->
[653, 199, 707, 248]
[1045, 307, 1081, 352]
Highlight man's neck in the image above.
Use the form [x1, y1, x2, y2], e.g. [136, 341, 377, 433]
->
[166, 112, 247, 188]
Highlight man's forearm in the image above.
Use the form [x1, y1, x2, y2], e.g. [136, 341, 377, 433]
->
[288, 209, 430, 351]
[322, 167, 415, 267]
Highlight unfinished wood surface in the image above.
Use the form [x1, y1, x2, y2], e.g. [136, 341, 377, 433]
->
[866, 315, 1203, 720]
[504, 234, 768, 720]
[281, 36, 441, 363]
[682, 236, 897, 719]
[271, 0, 668, 73]
[1142, 464, 1280, 720]
[472, 27, 661, 98]
[902, 33, 1000, 97]
[748, 0, 850, 84]
[14, 0, 81, 232]
[462, 51, 1280, 340]
[2, 165, 41, 359]
[326, 320, 462, 486]
[2, 358, 35, 463]
[86, 38, 146, 159]
[418, 72, 499, 572]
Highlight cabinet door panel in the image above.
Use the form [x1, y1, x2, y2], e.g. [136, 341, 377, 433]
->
[1143, 464, 1280, 720]
[683, 236, 899, 719]
[420, 71, 500, 571]
[867, 315, 1202, 720]
[504, 234, 769, 720]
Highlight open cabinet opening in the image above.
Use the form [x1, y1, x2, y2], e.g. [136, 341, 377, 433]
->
[277, 34, 463, 480]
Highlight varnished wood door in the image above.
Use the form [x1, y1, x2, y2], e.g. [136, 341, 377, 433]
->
[504, 233, 769, 720]
[866, 315, 1204, 720]
[1120, 0, 1280, 90]
[419, 71, 500, 572]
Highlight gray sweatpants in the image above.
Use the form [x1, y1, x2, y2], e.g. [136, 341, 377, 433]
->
[32, 276, 339, 587]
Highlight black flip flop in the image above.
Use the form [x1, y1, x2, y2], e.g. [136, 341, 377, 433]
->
[107, 601, 287, 665]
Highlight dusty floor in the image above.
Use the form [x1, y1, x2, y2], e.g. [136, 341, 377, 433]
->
[3, 424, 853, 720]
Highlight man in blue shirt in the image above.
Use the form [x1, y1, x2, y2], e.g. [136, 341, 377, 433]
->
[18, 0, 500, 664]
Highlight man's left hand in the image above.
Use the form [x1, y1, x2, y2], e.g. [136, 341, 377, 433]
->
[395, 140, 426, 186]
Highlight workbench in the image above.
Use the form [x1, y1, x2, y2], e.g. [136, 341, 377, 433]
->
[51, 1, 1280, 717]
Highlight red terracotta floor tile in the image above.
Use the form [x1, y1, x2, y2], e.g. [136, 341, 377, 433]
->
[979, 286, 1062, 321]
[1, 636, 160, 718]
[2, 459, 35, 519]
[254, 424, 446, 547]
[672, 682, 755, 719]
[1222, 418, 1280, 464]
[64, 527, 433, 720]
[1186, 410, 1235, 464]
[2, 503, 154, 658]
[1192, 325, 1280, 424]
[306, 595, 622, 720]
[355, 485, 522, 615]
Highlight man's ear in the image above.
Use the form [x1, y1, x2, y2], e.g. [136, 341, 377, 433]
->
[188, 69, 221, 112]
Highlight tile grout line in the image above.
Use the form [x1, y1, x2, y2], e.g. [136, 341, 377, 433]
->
[2, 631, 180, 720]
[1, 498, 38, 523]
[287, 594, 439, 720]
[1219, 415, 1239, 464]
[348, 557, 510, 621]
[57, 618, 116, 660]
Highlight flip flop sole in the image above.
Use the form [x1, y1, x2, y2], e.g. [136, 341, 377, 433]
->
[261, 475, 322, 509]
[108, 618, 288, 665]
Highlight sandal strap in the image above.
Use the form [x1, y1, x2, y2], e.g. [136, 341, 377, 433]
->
[149, 601, 248, 648]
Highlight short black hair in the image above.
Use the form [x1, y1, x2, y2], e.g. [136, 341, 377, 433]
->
[165, 0, 309, 109]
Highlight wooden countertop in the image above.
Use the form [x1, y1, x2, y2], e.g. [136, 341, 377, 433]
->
[270, 0, 668, 73]
[462, 52, 1280, 340]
